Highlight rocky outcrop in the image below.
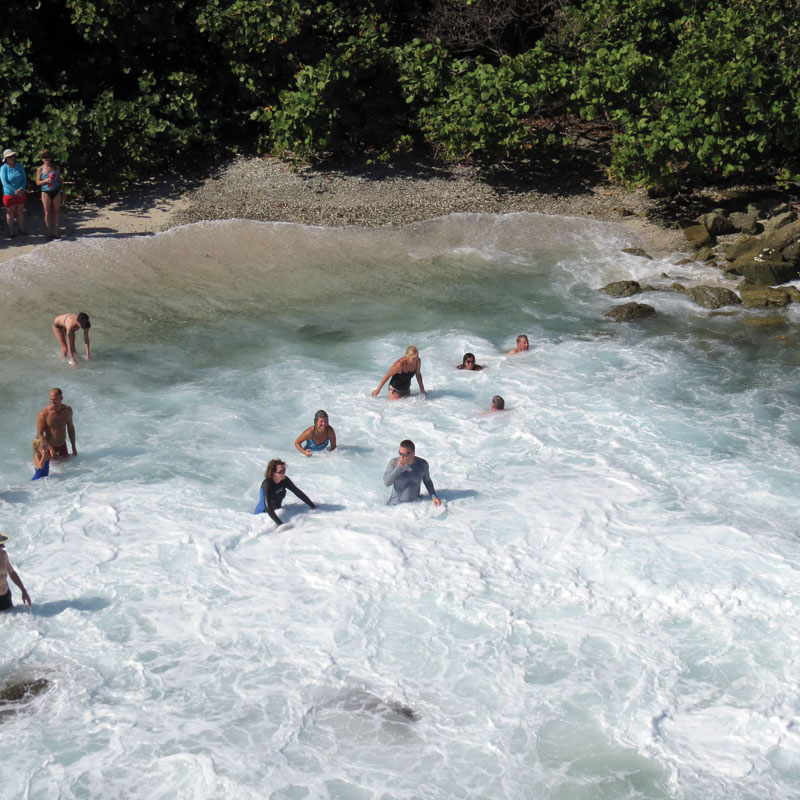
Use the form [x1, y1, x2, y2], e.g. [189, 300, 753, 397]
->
[739, 284, 800, 307]
[605, 302, 656, 322]
[684, 286, 741, 309]
[736, 260, 800, 285]
[0, 678, 50, 704]
[684, 224, 714, 248]
[600, 280, 641, 297]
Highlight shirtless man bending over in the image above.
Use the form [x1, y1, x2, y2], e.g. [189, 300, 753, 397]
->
[52, 312, 91, 365]
[36, 388, 77, 459]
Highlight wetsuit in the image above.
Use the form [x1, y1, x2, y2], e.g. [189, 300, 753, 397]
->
[383, 456, 438, 504]
[388, 370, 414, 396]
[302, 437, 330, 452]
[254, 477, 315, 525]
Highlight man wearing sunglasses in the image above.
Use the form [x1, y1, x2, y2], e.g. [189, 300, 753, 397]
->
[383, 440, 442, 507]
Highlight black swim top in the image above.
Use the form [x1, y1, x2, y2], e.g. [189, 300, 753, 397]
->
[389, 370, 414, 392]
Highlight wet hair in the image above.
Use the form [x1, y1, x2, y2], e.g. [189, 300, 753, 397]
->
[314, 410, 329, 424]
[32, 437, 43, 454]
[492, 395, 505, 410]
[516, 334, 528, 344]
[51, 387, 63, 397]
[462, 352, 476, 365]
[77, 312, 91, 329]
[404, 345, 419, 359]
[399, 439, 415, 452]
[265, 459, 286, 480]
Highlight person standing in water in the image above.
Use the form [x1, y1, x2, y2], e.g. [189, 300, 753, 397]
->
[36, 388, 76, 459]
[383, 439, 442, 506]
[295, 410, 337, 456]
[372, 345, 427, 400]
[507, 334, 529, 355]
[36, 150, 63, 240]
[52, 312, 91, 365]
[255, 459, 316, 526]
[0, 533, 32, 611]
[1, 148, 27, 238]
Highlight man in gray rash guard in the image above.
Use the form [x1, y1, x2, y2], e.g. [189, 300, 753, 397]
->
[383, 439, 442, 506]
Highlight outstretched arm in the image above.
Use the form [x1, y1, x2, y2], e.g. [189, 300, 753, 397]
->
[372, 360, 401, 397]
[66, 409, 77, 455]
[295, 426, 315, 457]
[415, 362, 427, 395]
[285, 477, 316, 509]
[67, 330, 78, 361]
[7, 563, 31, 607]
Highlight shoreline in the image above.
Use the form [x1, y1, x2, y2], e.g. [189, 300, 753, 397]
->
[0, 155, 691, 265]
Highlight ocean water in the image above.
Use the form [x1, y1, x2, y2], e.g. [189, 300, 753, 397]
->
[2, 213, 800, 799]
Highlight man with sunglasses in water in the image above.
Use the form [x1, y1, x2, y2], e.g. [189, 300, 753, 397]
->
[383, 439, 442, 507]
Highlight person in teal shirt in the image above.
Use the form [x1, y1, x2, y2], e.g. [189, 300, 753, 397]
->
[1, 148, 27, 237]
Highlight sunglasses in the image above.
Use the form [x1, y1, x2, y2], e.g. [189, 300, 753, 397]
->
[274, 468, 286, 474]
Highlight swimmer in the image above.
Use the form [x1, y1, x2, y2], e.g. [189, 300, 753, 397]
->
[52, 312, 91, 364]
[31, 436, 50, 480]
[254, 459, 316, 526]
[372, 345, 427, 400]
[457, 352, 483, 371]
[0, 533, 32, 611]
[295, 410, 337, 457]
[507, 334, 529, 355]
[383, 439, 442, 506]
[490, 395, 505, 412]
[36, 388, 76, 458]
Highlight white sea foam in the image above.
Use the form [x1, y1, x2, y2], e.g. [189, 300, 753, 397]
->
[1, 214, 800, 798]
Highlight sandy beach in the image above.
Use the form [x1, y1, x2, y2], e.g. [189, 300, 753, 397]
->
[0, 155, 690, 265]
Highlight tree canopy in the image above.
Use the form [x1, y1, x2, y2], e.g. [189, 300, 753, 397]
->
[3, 0, 798, 193]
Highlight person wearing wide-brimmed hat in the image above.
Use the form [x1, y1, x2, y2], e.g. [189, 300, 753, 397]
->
[0, 148, 28, 238]
[0, 533, 32, 611]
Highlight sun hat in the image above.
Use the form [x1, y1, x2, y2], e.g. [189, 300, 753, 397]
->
[0, 532, 9, 545]
[2, 149, 17, 160]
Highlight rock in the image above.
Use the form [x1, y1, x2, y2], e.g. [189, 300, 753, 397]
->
[739, 284, 793, 307]
[737, 260, 800, 285]
[605, 302, 656, 322]
[701, 209, 735, 236]
[708, 310, 738, 317]
[600, 280, 641, 297]
[675, 258, 693, 266]
[742, 314, 787, 328]
[617, 207, 634, 217]
[761, 210, 797, 233]
[779, 285, 800, 302]
[0, 678, 50, 704]
[722, 237, 763, 262]
[729, 210, 760, 236]
[684, 224, 714, 248]
[769, 202, 791, 216]
[641, 284, 656, 292]
[621, 247, 652, 259]
[685, 286, 742, 309]
[783, 240, 800, 265]
[670, 282, 687, 293]
[695, 246, 714, 261]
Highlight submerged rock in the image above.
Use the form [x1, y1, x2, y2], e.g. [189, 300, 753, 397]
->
[621, 247, 653, 259]
[742, 314, 788, 328]
[600, 280, 641, 297]
[739, 284, 795, 307]
[684, 286, 741, 309]
[605, 302, 656, 322]
[0, 677, 50, 705]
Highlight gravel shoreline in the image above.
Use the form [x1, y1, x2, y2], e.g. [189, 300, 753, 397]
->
[169, 155, 691, 258]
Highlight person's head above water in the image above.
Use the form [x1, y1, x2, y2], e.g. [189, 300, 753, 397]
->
[404, 345, 419, 360]
[265, 459, 287, 481]
[491, 395, 505, 411]
[76, 312, 91, 330]
[314, 410, 329, 428]
[462, 353, 476, 367]
[516, 334, 529, 350]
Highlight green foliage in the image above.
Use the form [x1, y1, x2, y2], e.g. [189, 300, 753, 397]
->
[1, 0, 798, 193]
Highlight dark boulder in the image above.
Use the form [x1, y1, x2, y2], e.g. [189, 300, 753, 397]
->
[685, 286, 742, 309]
[701, 210, 736, 236]
[729, 210, 760, 236]
[605, 302, 656, 322]
[600, 280, 641, 297]
[684, 224, 714, 248]
[737, 260, 800, 286]
[0, 678, 50, 704]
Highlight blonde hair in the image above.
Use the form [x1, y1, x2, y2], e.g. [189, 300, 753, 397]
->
[404, 345, 419, 359]
[33, 437, 43, 454]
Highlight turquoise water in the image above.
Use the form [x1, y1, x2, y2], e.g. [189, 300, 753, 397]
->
[2, 214, 800, 799]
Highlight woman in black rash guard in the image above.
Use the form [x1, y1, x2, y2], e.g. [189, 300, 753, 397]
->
[254, 459, 316, 525]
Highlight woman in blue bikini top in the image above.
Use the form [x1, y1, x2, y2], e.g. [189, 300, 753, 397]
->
[294, 409, 337, 457]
